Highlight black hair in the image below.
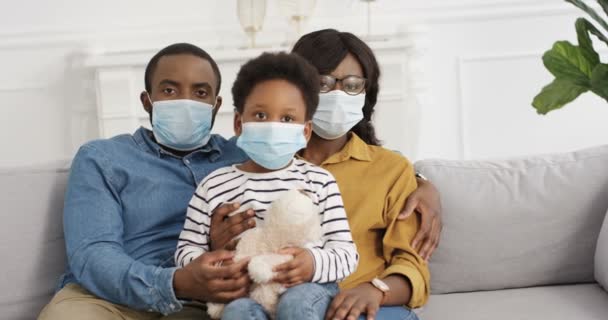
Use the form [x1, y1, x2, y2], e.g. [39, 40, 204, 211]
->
[144, 43, 222, 95]
[292, 29, 381, 146]
[231, 52, 320, 120]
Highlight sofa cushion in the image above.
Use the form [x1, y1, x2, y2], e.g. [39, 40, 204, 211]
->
[0, 161, 70, 320]
[415, 145, 608, 294]
[417, 284, 608, 320]
[596, 208, 608, 291]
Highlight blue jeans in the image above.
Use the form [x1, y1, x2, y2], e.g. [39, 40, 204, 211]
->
[357, 306, 419, 320]
[222, 283, 339, 320]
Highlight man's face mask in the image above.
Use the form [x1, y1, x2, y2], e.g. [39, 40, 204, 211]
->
[149, 95, 215, 151]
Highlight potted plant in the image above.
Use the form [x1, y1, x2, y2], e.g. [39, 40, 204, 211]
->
[532, 0, 608, 114]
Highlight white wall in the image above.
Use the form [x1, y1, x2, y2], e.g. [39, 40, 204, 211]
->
[1, 0, 607, 167]
[419, 3, 608, 160]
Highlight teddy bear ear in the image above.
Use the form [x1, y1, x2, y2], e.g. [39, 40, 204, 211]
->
[296, 189, 316, 202]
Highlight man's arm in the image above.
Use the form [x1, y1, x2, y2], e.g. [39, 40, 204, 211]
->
[63, 145, 181, 314]
[398, 175, 443, 261]
[64, 145, 251, 313]
[381, 162, 430, 308]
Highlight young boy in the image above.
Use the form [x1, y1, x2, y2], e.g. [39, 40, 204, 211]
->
[175, 52, 358, 320]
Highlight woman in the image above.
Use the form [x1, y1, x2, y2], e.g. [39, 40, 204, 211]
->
[289, 29, 430, 320]
[210, 29, 440, 320]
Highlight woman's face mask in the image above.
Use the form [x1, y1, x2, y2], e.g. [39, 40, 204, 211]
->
[312, 90, 365, 140]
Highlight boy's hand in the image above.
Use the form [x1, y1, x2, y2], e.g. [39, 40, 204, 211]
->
[272, 247, 314, 287]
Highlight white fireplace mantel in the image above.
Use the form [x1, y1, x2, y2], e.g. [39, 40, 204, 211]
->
[72, 29, 430, 159]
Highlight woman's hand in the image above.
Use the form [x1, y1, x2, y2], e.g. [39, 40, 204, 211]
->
[398, 177, 442, 261]
[325, 283, 383, 320]
[272, 247, 314, 287]
[208, 203, 256, 251]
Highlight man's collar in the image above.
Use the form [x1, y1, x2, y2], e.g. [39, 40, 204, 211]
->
[133, 127, 222, 159]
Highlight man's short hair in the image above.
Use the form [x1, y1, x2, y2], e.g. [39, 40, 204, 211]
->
[144, 43, 222, 95]
[231, 52, 320, 120]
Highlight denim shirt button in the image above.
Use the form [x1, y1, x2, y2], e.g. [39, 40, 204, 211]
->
[184, 159, 190, 165]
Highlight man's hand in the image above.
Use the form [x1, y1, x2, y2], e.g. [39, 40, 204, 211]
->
[398, 178, 442, 261]
[173, 250, 251, 303]
[325, 283, 383, 320]
[272, 247, 314, 287]
[209, 203, 256, 251]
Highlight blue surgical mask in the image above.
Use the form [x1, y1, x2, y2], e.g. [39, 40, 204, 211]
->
[313, 90, 365, 140]
[151, 98, 214, 151]
[236, 122, 307, 170]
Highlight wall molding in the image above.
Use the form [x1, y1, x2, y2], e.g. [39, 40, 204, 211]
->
[405, 1, 578, 23]
[0, 0, 583, 49]
[456, 51, 544, 159]
[0, 83, 50, 92]
[460, 51, 542, 63]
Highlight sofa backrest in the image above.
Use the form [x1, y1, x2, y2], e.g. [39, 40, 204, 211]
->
[0, 161, 70, 320]
[415, 145, 608, 294]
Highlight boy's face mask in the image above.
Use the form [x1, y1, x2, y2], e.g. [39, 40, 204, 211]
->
[236, 122, 307, 170]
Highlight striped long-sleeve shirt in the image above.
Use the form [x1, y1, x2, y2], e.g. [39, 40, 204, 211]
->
[175, 158, 358, 284]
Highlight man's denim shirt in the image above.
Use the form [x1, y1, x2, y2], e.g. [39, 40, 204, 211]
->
[58, 127, 247, 314]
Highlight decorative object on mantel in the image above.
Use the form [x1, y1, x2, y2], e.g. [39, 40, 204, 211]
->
[237, 0, 267, 48]
[278, 0, 317, 45]
[361, 0, 377, 40]
[532, 0, 608, 114]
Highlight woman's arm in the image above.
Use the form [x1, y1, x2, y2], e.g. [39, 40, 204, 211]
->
[325, 274, 412, 320]
[325, 160, 430, 320]
[379, 274, 412, 305]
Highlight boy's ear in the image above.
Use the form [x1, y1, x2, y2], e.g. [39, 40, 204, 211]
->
[303, 120, 313, 141]
[234, 111, 243, 136]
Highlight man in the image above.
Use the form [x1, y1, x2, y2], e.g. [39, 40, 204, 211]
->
[38, 43, 441, 319]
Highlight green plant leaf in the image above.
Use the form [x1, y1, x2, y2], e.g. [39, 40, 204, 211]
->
[596, 0, 608, 18]
[590, 63, 608, 100]
[576, 17, 608, 47]
[532, 79, 589, 114]
[566, 0, 608, 34]
[575, 18, 601, 65]
[532, 1, 608, 115]
[542, 41, 594, 84]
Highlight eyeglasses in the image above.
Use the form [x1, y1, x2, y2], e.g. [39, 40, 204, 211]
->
[319, 75, 366, 95]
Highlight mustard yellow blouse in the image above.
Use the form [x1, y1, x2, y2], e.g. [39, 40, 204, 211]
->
[316, 133, 430, 307]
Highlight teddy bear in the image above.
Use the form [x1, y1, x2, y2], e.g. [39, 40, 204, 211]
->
[207, 189, 322, 319]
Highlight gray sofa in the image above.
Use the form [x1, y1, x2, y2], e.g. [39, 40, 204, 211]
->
[415, 145, 608, 319]
[2, 146, 608, 320]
